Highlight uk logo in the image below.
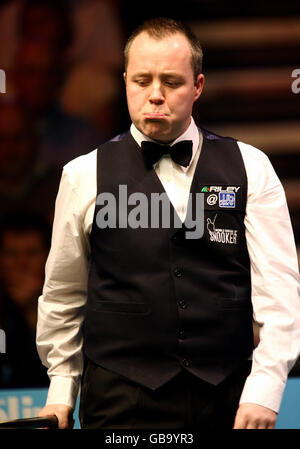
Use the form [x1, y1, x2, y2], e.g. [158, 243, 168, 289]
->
[219, 192, 235, 208]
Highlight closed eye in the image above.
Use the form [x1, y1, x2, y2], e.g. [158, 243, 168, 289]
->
[162, 76, 184, 88]
[133, 77, 151, 86]
[164, 80, 181, 87]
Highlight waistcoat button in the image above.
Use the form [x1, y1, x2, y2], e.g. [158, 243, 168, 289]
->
[182, 358, 190, 367]
[179, 329, 186, 339]
[174, 267, 183, 278]
[178, 299, 187, 309]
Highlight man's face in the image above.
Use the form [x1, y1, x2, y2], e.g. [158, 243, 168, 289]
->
[124, 32, 204, 143]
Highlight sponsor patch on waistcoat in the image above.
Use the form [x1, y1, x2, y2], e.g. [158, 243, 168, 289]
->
[200, 185, 242, 210]
[206, 214, 238, 244]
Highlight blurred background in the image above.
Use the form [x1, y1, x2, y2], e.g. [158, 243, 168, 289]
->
[0, 0, 299, 391]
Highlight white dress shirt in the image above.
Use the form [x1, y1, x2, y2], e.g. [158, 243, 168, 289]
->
[36, 117, 300, 413]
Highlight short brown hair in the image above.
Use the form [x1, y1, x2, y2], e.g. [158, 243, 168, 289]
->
[124, 17, 203, 82]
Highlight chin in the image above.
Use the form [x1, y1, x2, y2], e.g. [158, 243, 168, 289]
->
[144, 126, 173, 142]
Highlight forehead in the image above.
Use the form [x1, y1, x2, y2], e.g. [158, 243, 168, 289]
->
[127, 31, 192, 73]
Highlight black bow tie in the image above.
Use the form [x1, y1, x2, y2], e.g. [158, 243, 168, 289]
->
[141, 140, 193, 169]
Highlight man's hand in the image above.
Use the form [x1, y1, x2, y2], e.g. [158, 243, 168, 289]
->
[38, 404, 74, 429]
[233, 403, 277, 429]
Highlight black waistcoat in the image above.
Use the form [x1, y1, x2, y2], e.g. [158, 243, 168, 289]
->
[83, 129, 254, 389]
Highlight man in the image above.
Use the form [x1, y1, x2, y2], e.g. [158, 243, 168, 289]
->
[37, 18, 300, 429]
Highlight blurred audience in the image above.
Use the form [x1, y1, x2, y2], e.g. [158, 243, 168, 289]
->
[0, 0, 20, 72]
[0, 0, 71, 72]
[1, 0, 107, 170]
[19, 0, 71, 51]
[0, 211, 50, 388]
[59, 0, 126, 138]
[11, 37, 103, 169]
[12, 39, 63, 117]
[0, 0, 121, 389]
[0, 97, 61, 224]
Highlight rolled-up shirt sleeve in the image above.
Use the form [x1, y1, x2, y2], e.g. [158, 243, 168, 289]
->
[36, 151, 96, 409]
[238, 142, 300, 413]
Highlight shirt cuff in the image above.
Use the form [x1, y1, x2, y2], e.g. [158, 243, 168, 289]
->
[46, 375, 81, 410]
[239, 374, 286, 413]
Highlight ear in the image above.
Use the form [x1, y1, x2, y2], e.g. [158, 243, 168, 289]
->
[123, 72, 127, 84]
[194, 73, 205, 102]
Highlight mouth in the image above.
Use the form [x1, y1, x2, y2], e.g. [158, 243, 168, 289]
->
[144, 112, 168, 119]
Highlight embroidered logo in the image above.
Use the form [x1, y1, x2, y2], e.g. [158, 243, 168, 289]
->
[207, 194, 218, 206]
[207, 214, 237, 244]
[219, 192, 235, 208]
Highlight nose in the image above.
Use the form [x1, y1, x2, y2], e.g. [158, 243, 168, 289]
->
[149, 82, 165, 104]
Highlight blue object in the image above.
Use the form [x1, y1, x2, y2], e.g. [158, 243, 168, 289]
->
[0, 377, 299, 429]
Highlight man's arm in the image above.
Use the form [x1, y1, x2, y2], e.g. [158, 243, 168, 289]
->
[236, 142, 300, 429]
[36, 152, 96, 428]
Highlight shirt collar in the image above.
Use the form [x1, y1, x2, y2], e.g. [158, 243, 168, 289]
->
[130, 117, 201, 172]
